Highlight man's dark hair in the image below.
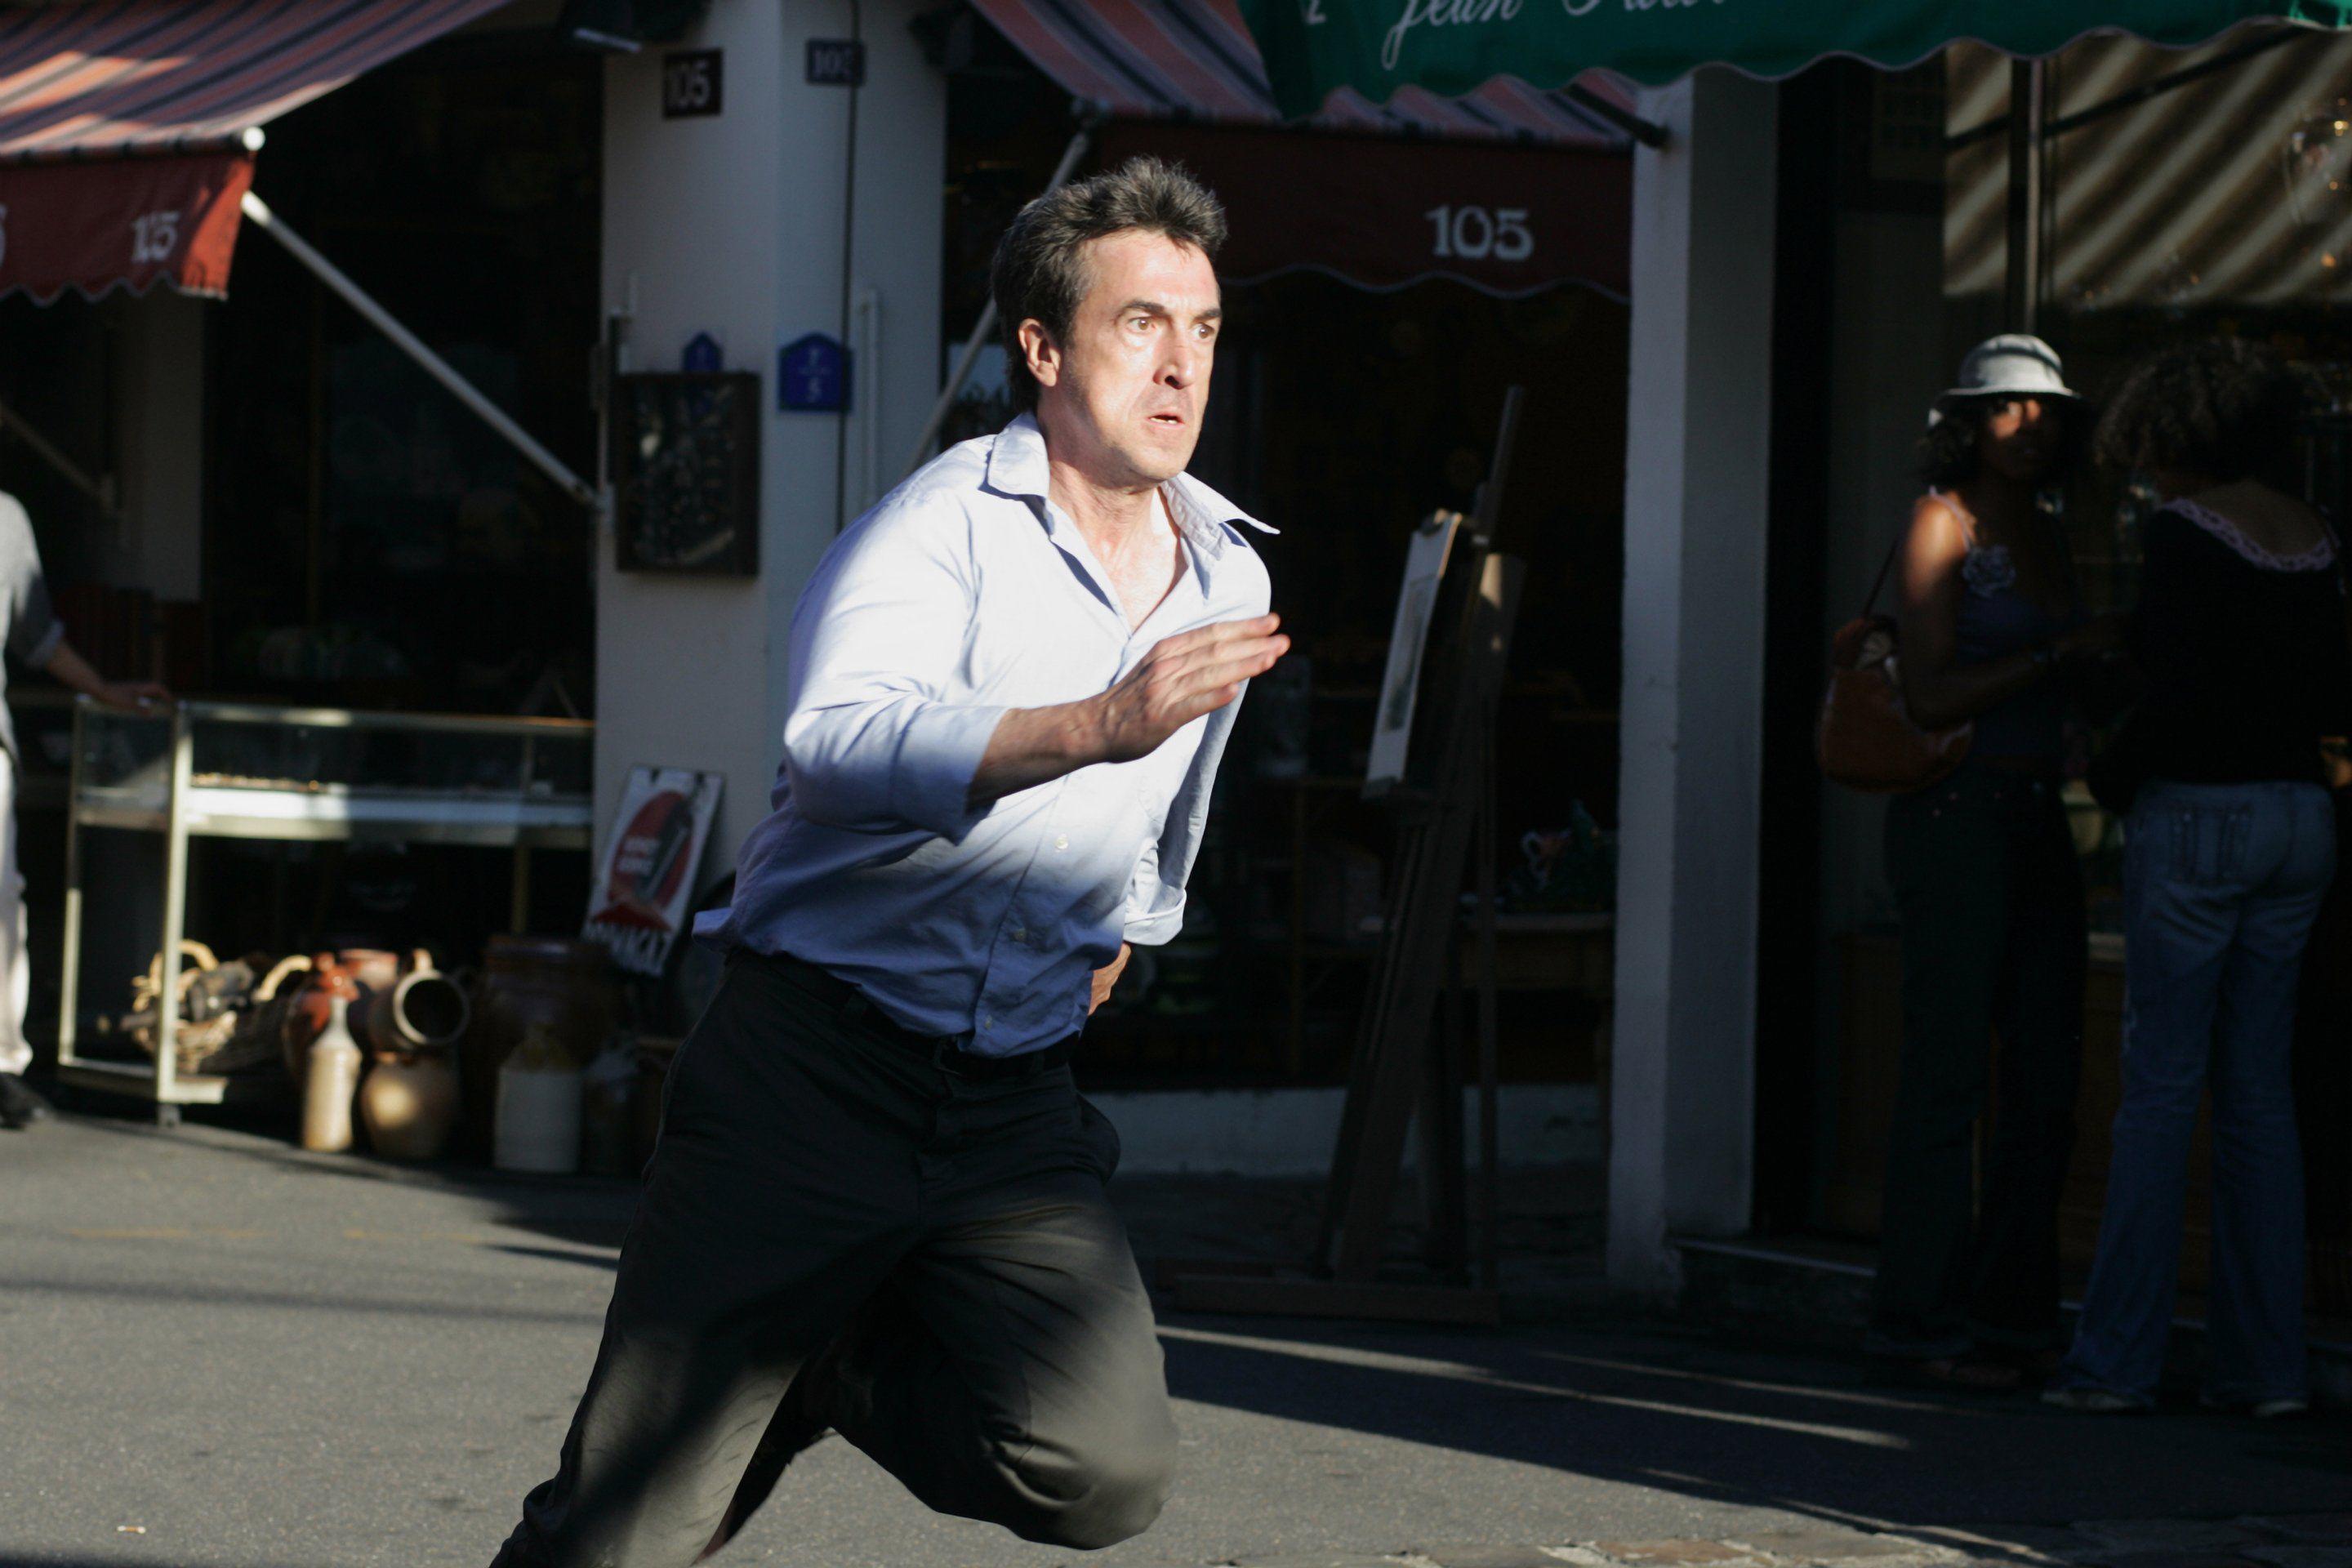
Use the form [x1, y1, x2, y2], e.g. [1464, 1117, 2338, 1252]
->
[1914, 393, 2087, 489]
[990, 157, 1227, 413]
[2094, 337, 2312, 482]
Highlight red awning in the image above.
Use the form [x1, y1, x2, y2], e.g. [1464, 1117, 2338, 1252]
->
[0, 0, 514, 302]
[0, 148, 251, 301]
[1101, 120, 1629, 300]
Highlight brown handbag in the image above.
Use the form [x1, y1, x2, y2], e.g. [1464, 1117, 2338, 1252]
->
[1817, 539, 1972, 793]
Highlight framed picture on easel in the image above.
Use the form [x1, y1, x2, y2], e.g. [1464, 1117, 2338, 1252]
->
[1365, 510, 1463, 795]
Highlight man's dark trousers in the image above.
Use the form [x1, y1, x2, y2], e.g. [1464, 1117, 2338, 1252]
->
[490, 951, 1176, 1566]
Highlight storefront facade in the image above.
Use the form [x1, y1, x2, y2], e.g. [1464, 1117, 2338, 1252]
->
[2, 0, 1636, 1160]
[1600, 23, 2352, 1330]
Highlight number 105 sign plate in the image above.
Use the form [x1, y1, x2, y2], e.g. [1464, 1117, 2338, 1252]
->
[1097, 121, 1630, 301]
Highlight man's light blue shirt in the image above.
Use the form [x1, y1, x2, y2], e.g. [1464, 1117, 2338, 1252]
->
[697, 415, 1275, 1057]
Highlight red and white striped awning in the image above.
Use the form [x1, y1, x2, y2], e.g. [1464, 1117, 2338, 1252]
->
[967, 0, 1635, 148]
[0, 0, 513, 301]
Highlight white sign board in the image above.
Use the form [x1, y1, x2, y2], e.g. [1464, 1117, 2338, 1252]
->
[583, 766, 724, 977]
[1365, 511, 1461, 794]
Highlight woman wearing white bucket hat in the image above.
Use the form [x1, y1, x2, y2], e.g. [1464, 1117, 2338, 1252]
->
[1870, 335, 2123, 1388]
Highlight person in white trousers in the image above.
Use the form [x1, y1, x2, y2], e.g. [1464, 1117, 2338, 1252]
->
[0, 490, 170, 1129]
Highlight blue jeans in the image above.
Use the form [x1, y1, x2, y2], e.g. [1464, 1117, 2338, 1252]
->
[2060, 779, 2335, 1405]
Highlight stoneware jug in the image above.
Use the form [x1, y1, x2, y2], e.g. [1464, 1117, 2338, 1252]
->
[494, 1022, 583, 1175]
[282, 954, 360, 1094]
[462, 935, 615, 1162]
[358, 1051, 461, 1161]
[355, 949, 472, 1058]
[300, 995, 363, 1154]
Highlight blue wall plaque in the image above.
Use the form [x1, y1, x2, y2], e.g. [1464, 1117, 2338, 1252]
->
[681, 331, 721, 373]
[778, 332, 851, 412]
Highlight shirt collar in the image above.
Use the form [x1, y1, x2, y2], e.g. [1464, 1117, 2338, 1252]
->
[984, 412, 1277, 561]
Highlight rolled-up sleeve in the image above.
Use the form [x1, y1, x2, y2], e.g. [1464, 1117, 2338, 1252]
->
[1120, 838, 1185, 947]
[1122, 703, 1233, 945]
[0, 496, 60, 670]
[779, 499, 1006, 840]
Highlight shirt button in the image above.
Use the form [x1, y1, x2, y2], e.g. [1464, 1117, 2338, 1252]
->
[1009, 927, 1027, 943]
[1054, 834, 1069, 851]
[980, 1013, 993, 1030]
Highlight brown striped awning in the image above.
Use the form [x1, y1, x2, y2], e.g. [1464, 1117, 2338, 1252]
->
[1945, 26, 2352, 309]
[0, 0, 513, 301]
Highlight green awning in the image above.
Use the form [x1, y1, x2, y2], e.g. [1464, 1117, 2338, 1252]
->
[1234, 0, 2352, 120]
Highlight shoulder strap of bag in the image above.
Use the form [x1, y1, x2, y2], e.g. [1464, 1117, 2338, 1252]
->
[1864, 492, 1971, 620]
[1860, 536, 1902, 619]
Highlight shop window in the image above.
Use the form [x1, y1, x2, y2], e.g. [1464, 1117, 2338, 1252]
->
[203, 42, 602, 718]
[1943, 29, 2352, 936]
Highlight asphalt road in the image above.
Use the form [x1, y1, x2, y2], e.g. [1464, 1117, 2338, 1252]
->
[3, 1113, 2347, 1568]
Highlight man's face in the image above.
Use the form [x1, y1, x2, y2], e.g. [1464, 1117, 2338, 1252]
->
[1024, 229, 1220, 488]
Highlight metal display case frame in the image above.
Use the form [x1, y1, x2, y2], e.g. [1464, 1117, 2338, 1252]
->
[55, 699, 595, 1123]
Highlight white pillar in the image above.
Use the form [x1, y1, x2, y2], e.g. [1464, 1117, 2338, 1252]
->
[596, 0, 944, 866]
[1607, 69, 1779, 1297]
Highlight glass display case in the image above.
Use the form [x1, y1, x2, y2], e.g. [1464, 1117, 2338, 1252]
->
[56, 699, 594, 1121]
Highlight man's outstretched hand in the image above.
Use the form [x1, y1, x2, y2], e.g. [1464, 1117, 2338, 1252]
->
[1090, 615, 1289, 764]
[969, 613, 1289, 810]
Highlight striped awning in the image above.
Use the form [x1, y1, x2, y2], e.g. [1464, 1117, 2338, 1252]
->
[0, 0, 515, 164]
[0, 0, 511, 301]
[1945, 26, 2352, 307]
[967, 0, 1633, 148]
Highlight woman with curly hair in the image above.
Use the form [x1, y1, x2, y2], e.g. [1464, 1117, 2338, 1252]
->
[1870, 336, 2121, 1389]
[2047, 339, 2349, 1417]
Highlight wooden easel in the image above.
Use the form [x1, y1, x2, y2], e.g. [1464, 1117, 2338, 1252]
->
[1166, 392, 1526, 1325]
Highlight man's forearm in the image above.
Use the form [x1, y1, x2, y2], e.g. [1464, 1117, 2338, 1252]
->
[42, 642, 105, 700]
[41, 641, 168, 713]
[967, 699, 1104, 812]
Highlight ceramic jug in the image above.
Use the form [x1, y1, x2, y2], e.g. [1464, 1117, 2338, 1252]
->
[282, 954, 361, 1094]
[353, 951, 468, 1160]
[355, 949, 472, 1058]
[461, 935, 616, 1162]
[358, 1051, 461, 1160]
[494, 1022, 583, 1175]
[300, 995, 363, 1153]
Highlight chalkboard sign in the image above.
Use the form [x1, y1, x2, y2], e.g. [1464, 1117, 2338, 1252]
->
[611, 371, 760, 575]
